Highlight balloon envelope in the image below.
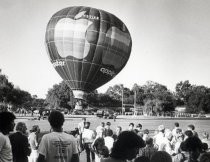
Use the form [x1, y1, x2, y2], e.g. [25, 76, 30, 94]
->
[45, 6, 132, 99]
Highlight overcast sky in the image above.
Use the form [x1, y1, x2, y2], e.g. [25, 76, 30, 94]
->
[1, 0, 210, 98]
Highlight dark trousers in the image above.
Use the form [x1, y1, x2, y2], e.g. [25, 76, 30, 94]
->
[84, 143, 95, 162]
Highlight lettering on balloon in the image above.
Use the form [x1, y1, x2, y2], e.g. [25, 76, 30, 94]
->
[100, 68, 115, 77]
[53, 60, 65, 67]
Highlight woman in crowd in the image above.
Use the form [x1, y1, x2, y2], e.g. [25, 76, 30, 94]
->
[28, 125, 40, 162]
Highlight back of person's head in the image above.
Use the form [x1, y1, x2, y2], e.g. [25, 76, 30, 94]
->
[16, 122, 27, 133]
[134, 156, 150, 162]
[136, 123, 142, 129]
[129, 123, 134, 127]
[188, 124, 195, 130]
[48, 111, 64, 129]
[0, 111, 16, 132]
[145, 137, 153, 146]
[150, 151, 172, 162]
[84, 122, 90, 129]
[175, 122, 179, 127]
[30, 125, 40, 133]
[185, 130, 193, 138]
[200, 152, 210, 162]
[106, 122, 111, 126]
[94, 137, 105, 151]
[111, 131, 145, 160]
[100, 145, 109, 158]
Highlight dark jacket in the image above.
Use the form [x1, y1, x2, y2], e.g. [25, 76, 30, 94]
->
[9, 132, 31, 162]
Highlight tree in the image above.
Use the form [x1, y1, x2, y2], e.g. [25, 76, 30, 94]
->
[45, 81, 74, 111]
[175, 80, 192, 106]
[0, 72, 14, 103]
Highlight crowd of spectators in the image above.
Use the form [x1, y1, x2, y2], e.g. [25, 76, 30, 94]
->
[0, 111, 210, 162]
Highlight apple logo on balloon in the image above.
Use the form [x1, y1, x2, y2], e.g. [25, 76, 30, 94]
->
[54, 11, 93, 59]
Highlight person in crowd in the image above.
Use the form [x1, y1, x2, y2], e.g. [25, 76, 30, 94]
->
[201, 131, 210, 151]
[153, 125, 165, 149]
[78, 117, 86, 134]
[37, 110, 79, 162]
[92, 128, 106, 162]
[158, 130, 175, 155]
[172, 122, 180, 136]
[0, 111, 16, 162]
[9, 122, 31, 162]
[143, 129, 150, 141]
[184, 136, 203, 162]
[101, 131, 145, 162]
[184, 130, 193, 141]
[139, 137, 157, 160]
[150, 151, 172, 162]
[92, 137, 109, 162]
[96, 122, 105, 137]
[172, 141, 189, 162]
[104, 130, 114, 154]
[174, 132, 185, 154]
[104, 122, 113, 137]
[112, 126, 122, 141]
[28, 125, 40, 162]
[171, 128, 183, 148]
[135, 123, 143, 135]
[128, 123, 135, 132]
[82, 121, 96, 162]
[187, 124, 198, 137]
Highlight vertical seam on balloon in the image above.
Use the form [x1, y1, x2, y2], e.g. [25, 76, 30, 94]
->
[66, 7, 76, 89]
[85, 8, 101, 91]
[79, 6, 88, 92]
[91, 11, 111, 90]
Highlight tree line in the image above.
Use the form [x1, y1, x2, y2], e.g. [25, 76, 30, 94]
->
[1, 69, 210, 114]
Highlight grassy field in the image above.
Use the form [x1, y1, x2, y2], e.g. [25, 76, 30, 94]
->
[16, 115, 210, 137]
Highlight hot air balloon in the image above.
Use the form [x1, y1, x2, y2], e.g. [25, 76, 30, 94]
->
[45, 6, 132, 108]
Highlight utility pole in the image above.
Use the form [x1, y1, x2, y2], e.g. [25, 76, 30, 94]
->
[121, 84, 124, 115]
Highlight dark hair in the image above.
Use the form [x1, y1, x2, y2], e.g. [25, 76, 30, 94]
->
[136, 124, 142, 128]
[202, 143, 208, 152]
[129, 123, 134, 127]
[145, 137, 153, 145]
[135, 156, 150, 162]
[15, 122, 26, 132]
[93, 137, 105, 154]
[0, 111, 16, 132]
[175, 122, 179, 127]
[106, 122, 111, 126]
[48, 111, 64, 129]
[185, 130, 193, 138]
[184, 136, 203, 152]
[85, 122, 90, 129]
[188, 124, 195, 130]
[151, 151, 172, 162]
[110, 131, 145, 160]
